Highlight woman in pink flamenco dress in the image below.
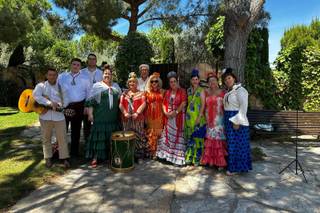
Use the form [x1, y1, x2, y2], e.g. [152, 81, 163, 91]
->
[201, 73, 228, 169]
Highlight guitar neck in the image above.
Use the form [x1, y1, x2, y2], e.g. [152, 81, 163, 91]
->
[35, 103, 64, 112]
[47, 106, 64, 112]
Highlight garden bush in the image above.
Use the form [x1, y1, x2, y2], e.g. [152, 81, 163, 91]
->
[115, 32, 153, 87]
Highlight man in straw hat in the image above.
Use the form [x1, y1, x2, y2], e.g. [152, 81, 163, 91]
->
[137, 64, 150, 91]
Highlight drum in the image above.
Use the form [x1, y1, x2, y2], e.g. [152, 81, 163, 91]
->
[111, 131, 135, 172]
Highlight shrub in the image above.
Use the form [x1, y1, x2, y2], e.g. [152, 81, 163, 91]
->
[273, 45, 320, 111]
[301, 46, 320, 111]
[115, 32, 153, 87]
[0, 80, 20, 107]
[160, 36, 175, 63]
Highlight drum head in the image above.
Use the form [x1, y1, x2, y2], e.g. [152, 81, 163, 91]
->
[112, 131, 136, 141]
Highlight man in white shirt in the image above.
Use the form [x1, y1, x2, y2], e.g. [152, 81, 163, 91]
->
[81, 53, 103, 88]
[81, 53, 103, 140]
[59, 58, 91, 158]
[137, 64, 150, 91]
[33, 68, 70, 168]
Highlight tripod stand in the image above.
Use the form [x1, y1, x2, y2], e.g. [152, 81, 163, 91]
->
[279, 109, 307, 183]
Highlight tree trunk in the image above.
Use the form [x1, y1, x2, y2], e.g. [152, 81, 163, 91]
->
[8, 44, 25, 67]
[223, 21, 250, 83]
[223, 0, 265, 83]
[128, 2, 139, 33]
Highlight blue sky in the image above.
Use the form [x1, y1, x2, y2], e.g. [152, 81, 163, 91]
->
[265, 0, 320, 63]
[51, 0, 320, 64]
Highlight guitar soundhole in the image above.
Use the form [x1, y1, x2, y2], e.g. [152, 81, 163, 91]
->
[25, 95, 30, 107]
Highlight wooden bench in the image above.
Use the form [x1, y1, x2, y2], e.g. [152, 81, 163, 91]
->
[247, 110, 320, 136]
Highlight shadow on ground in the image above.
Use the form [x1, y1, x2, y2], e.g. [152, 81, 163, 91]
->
[9, 139, 320, 213]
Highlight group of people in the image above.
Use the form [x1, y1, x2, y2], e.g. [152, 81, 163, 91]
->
[33, 53, 252, 175]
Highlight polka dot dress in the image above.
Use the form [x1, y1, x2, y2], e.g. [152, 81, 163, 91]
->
[224, 110, 252, 173]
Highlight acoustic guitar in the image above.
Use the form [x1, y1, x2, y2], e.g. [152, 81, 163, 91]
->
[18, 89, 64, 114]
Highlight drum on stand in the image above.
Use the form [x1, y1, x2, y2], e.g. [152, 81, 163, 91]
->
[111, 131, 135, 172]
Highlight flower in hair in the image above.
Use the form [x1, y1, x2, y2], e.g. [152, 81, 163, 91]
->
[152, 72, 160, 78]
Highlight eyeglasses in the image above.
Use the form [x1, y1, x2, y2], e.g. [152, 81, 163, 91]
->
[151, 80, 158, 84]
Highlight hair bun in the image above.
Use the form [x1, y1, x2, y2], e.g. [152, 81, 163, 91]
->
[191, 69, 199, 78]
[222, 68, 233, 75]
[167, 71, 177, 79]
[128, 72, 137, 79]
[221, 67, 238, 83]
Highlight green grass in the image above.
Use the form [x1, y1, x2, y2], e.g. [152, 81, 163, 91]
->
[0, 107, 66, 211]
[0, 107, 38, 136]
[0, 137, 66, 210]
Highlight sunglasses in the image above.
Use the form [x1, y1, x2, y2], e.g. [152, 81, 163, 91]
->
[151, 80, 158, 84]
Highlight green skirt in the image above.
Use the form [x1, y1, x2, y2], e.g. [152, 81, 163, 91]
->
[85, 121, 119, 160]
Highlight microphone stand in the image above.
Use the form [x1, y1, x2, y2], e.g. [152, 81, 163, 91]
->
[279, 109, 307, 183]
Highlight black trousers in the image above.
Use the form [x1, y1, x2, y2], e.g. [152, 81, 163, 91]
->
[65, 101, 85, 158]
[83, 115, 91, 141]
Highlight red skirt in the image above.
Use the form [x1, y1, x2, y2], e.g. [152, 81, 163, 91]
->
[201, 138, 228, 167]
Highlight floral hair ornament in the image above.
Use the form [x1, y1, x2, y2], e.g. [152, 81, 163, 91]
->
[191, 68, 200, 78]
[207, 71, 217, 82]
[222, 67, 233, 75]
[151, 72, 160, 78]
[207, 71, 217, 78]
[128, 72, 138, 82]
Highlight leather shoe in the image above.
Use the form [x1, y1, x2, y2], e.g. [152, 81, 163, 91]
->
[45, 158, 53, 168]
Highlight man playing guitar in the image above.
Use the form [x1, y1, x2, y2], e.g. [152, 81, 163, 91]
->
[32, 67, 70, 168]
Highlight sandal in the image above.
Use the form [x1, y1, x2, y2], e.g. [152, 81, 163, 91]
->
[63, 159, 71, 169]
[226, 171, 236, 176]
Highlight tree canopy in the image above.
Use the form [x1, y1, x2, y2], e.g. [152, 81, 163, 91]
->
[281, 19, 320, 49]
[205, 15, 225, 67]
[53, 0, 219, 41]
[0, 0, 50, 44]
[274, 19, 320, 111]
[115, 31, 153, 86]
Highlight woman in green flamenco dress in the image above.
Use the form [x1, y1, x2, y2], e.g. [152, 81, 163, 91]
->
[85, 67, 121, 168]
[185, 69, 206, 166]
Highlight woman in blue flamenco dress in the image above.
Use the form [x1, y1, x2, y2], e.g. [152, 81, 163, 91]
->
[222, 68, 252, 175]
